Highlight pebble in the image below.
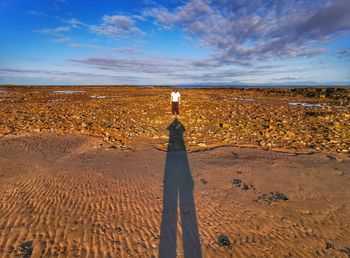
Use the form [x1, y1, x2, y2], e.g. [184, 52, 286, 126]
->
[0, 87, 349, 155]
[217, 235, 231, 247]
[14, 241, 33, 257]
[255, 192, 289, 203]
[232, 179, 241, 187]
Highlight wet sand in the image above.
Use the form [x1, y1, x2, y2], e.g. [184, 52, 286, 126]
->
[0, 131, 349, 257]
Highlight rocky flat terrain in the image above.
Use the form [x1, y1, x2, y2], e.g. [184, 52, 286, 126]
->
[0, 86, 349, 155]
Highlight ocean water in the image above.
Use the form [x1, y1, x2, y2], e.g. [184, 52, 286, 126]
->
[288, 102, 323, 107]
[52, 90, 85, 94]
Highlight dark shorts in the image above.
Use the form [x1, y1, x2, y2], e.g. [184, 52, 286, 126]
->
[172, 101, 179, 115]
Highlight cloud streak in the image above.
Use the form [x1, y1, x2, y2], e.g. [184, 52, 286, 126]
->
[34, 26, 70, 35]
[69, 56, 183, 74]
[0, 68, 143, 83]
[62, 15, 143, 37]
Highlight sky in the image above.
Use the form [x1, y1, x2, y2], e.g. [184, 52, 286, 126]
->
[0, 0, 349, 86]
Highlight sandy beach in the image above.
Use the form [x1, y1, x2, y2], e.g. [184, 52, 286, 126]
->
[0, 86, 349, 257]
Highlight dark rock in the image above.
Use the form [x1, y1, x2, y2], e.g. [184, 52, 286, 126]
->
[242, 183, 256, 192]
[339, 247, 350, 256]
[326, 242, 335, 250]
[200, 178, 208, 184]
[114, 226, 122, 233]
[305, 111, 327, 117]
[255, 192, 288, 203]
[218, 235, 231, 247]
[242, 184, 249, 191]
[231, 151, 239, 158]
[15, 241, 33, 257]
[326, 242, 350, 256]
[232, 179, 241, 187]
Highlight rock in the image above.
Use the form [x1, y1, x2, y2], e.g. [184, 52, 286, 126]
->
[255, 192, 288, 203]
[1, 87, 349, 156]
[14, 241, 33, 257]
[200, 178, 208, 184]
[325, 241, 350, 256]
[242, 184, 250, 191]
[218, 235, 231, 247]
[232, 179, 241, 187]
[326, 242, 335, 250]
[219, 123, 231, 129]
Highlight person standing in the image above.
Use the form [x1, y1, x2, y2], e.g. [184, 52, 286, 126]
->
[170, 89, 181, 116]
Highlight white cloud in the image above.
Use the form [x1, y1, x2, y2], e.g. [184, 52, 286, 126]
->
[90, 15, 142, 36]
[52, 37, 71, 43]
[28, 10, 47, 17]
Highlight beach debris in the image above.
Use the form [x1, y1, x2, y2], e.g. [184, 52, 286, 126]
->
[232, 179, 241, 187]
[325, 241, 350, 256]
[218, 235, 231, 247]
[255, 192, 288, 203]
[14, 241, 33, 257]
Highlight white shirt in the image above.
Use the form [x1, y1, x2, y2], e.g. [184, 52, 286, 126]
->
[171, 91, 181, 102]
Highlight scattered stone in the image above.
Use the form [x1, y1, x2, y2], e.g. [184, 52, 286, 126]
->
[255, 192, 288, 203]
[0, 86, 348, 156]
[230, 152, 239, 158]
[200, 178, 208, 184]
[219, 123, 231, 129]
[326, 242, 335, 250]
[113, 226, 122, 232]
[325, 241, 350, 256]
[14, 241, 33, 257]
[218, 235, 231, 247]
[340, 247, 350, 256]
[232, 179, 241, 187]
[242, 184, 250, 191]
[232, 179, 255, 191]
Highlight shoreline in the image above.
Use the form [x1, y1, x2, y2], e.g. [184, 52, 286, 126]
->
[2, 84, 350, 88]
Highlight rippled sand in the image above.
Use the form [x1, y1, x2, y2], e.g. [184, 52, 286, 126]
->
[0, 132, 349, 257]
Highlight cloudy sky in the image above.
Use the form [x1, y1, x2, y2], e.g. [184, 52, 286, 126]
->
[0, 0, 349, 85]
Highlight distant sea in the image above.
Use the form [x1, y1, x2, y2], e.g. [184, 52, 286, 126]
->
[1, 84, 350, 89]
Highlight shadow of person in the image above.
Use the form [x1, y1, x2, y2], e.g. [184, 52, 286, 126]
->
[159, 118, 202, 258]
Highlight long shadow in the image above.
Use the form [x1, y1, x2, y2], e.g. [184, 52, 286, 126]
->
[159, 118, 202, 258]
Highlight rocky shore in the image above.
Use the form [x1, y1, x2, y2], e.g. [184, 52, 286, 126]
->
[0, 86, 349, 155]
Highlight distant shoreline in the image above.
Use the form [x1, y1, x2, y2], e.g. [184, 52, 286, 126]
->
[1, 84, 350, 89]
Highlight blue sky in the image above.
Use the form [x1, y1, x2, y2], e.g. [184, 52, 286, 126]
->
[0, 0, 349, 85]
